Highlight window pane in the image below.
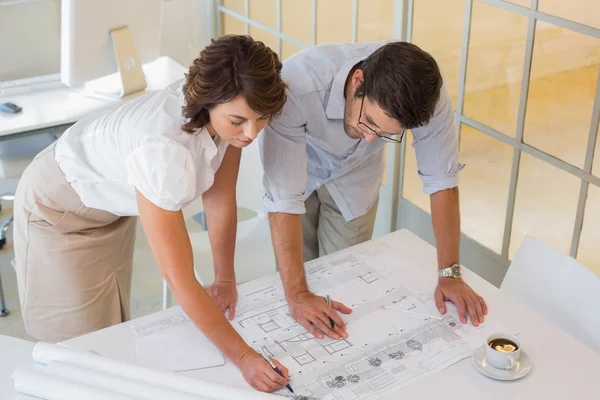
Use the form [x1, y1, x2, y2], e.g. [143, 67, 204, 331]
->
[464, 2, 528, 136]
[509, 153, 580, 258]
[593, 124, 600, 178]
[281, 40, 304, 61]
[538, 0, 600, 30]
[282, 0, 312, 44]
[249, 26, 278, 54]
[411, 0, 465, 108]
[577, 184, 600, 277]
[402, 131, 431, 213]
[249, 0, 277, 30]
[506, 0, 530, 7]
[459, 125, 513, 253]
[316, 0, 352, 44]
[222, 12, 246, 35]
[357, 0, 394, 42]
[523, 24, 600, 169]
[221, 0, 245, 15]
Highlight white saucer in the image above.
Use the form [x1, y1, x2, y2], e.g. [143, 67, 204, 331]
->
[472, 345, 532, 380]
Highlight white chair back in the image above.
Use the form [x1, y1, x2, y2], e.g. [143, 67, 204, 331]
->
[182, 139, 267, 220]
[0, 133, 55, 179]
[501, 236, 600, 353]
[235, 139, 267, 216]
[171, 138, 275, 309]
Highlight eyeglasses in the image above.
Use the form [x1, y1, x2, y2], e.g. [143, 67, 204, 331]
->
[357, 89, 405, 144]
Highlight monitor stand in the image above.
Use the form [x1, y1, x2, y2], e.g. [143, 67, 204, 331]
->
[84, 26, 148, 99]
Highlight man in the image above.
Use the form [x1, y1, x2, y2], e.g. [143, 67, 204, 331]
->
[259, 40, 487, 341]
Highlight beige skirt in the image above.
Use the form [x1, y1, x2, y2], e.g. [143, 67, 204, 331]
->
[12, 143, 137, 343]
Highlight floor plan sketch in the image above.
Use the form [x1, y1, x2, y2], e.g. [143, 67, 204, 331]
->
[271, 315, 475, 400]
[231, 238, 509, 399]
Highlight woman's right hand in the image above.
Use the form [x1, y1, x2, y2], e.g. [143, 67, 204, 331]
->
[239, 350, 290, 392]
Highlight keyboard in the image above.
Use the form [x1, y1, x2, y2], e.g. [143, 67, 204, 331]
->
[0, 74, 65, 96]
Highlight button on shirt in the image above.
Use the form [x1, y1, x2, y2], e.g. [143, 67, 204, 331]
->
[260, 41, 464, 222]
[54, 78, 229, 216]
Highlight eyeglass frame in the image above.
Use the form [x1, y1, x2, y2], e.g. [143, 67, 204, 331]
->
[357, 88, 405, 144]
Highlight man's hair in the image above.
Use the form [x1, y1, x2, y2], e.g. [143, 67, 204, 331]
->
[181, 35, 287, 133]
[356, 42, 443, 129]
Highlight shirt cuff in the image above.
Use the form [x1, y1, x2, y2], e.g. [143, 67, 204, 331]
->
[420, 163, 465, 195]
[263, 194, 306, 215]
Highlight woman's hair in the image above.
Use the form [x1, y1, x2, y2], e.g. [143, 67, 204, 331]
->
[181, 35, 287, 133]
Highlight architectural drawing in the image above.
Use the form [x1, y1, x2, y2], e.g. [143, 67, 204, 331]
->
[233, 238, 509, 399]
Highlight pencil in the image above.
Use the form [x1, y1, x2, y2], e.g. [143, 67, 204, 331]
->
[325, 294, 335, 330]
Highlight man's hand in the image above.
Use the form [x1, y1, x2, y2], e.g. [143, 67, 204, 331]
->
[206, 280, 238, 320]
[287, 291, 352, 340]
[435, 278, 488, 326]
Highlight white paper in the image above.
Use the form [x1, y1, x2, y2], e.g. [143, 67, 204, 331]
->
[131, 311, 188, 338]
[231, 238, 511, 399]
[44, 361, 207, 400]
[134, 319, 224, 372]
[12, 368, 140, 400]
[31, 342, 280, 400]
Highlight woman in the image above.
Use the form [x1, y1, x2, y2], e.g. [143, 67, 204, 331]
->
[13, 35, 289, 392]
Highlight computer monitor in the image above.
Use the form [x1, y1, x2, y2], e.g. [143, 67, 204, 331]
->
[60, 0, 162, 98]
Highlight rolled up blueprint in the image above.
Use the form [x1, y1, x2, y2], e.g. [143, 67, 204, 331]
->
[33, 342, 280, 400]
[12, 368, 141, 400]
[45, 361, 209, 400]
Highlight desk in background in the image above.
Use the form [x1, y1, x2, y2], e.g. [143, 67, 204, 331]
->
[0, 56, 186, 141]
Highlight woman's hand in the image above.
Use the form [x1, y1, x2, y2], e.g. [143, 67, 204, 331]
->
[206, 280, 238, 320]
[239, 350, 290, 393]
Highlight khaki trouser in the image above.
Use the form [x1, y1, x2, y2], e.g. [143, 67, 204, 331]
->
[12, 143, 137, 343]
[301, 185, 379, 262]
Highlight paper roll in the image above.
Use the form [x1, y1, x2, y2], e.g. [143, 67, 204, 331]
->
[33, 342, 280, 400]
[12, 368, 141, 400]
[46, 361, 209, 400]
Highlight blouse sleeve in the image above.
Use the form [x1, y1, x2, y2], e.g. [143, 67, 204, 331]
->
[125, 141, 197, 211]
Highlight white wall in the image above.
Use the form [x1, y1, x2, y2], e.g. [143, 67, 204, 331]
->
[160, 0, 214, 68]
[0, 0, 214, 81]
[0, 0, 61, 81]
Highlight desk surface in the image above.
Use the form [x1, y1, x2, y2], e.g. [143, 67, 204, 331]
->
[0, 57, 186, 139]
[0, 335, 35, 400]
[3, 229, 600, 399]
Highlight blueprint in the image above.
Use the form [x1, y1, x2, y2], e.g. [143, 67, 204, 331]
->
[232, 238, 508, 400]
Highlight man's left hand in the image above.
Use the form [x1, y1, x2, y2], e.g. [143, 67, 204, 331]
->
[434, 278, 488, 326]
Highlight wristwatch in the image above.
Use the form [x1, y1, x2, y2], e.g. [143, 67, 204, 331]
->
[438, 263, 462, 279]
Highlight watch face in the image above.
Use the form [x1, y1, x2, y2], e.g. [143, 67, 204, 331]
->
[451, 265, 461, 277]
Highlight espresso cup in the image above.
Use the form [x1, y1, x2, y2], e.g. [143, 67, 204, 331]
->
[485, 332, 521, 370]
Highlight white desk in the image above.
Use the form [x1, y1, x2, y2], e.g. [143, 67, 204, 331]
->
[3, 229, 600, 399]
[0, 335, 35, 400]
[0, 56, 187, 141]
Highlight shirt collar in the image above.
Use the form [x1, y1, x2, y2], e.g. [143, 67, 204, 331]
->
[197, 127, 219, 161]
[325, 55, 367, 120]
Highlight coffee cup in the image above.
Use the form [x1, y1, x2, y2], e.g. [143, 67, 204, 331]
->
[485, 332, 521, 370]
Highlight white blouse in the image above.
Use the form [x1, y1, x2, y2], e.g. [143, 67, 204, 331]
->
[54, 79, 229, 216]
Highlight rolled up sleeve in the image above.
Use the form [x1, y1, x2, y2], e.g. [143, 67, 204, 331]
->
[259, 89, 308, 214]
[410, 81, 464, 195]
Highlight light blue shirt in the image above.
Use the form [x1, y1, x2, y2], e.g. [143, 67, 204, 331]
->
[260, 41, 463, 222]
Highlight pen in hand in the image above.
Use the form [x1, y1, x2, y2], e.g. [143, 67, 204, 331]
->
[325, 294, 335, 330]
[258, 347, 294, 394]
